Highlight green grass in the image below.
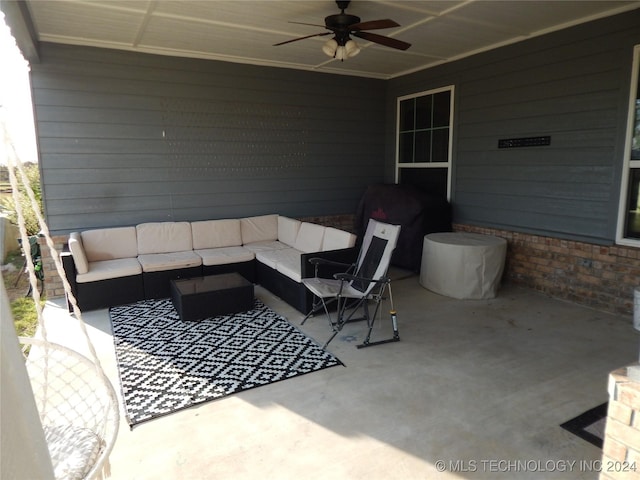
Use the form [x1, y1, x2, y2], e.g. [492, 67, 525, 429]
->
[12, 297, 39, 337]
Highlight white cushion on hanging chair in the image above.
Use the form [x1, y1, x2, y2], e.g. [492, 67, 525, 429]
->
[43, 424, 103, 480]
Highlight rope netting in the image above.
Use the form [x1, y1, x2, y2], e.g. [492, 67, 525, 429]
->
[2, 117, 119, 479]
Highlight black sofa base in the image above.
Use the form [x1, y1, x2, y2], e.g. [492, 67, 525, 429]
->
[62, 247, 358, 314]
[76, 275, 145, 312]
[143, 266, 203, 299]
[203, 260, 255, 284]
[256, 262, 311, 314]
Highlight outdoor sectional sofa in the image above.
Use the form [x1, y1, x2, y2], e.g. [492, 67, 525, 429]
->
[61, 214, 358, 314]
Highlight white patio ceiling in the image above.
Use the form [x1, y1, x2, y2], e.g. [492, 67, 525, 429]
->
[21, 0, 640, 78]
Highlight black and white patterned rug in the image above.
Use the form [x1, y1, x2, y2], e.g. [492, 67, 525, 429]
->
[109, 298, 341, 427]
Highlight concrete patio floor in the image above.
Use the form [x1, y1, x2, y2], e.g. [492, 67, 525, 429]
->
[40, 271, 638, 480]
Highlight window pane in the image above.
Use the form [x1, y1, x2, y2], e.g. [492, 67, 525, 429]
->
[399, 132, 414, 163]
[433, 91, 451, 128]
[622, 48, 640, 242]
[399, 99, 415, 131]
[625, 168, 640, 239]
[415, 95, 432, 130]
[415, 131, 431, 162]
[432, 128, 449, 162]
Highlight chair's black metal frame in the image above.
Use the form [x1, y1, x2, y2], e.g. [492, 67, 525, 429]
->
[301, 219, 401, 349]
[301, 258, 399, 349]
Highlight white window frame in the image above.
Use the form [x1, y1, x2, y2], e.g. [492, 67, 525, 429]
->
[395, 85, 454, 200]
[616, 45, 640, 247]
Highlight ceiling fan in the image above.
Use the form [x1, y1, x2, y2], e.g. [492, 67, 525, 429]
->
[273, 0, 411, 61]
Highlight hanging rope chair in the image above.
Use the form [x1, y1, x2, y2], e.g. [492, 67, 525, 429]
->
[19, 337, 120, 480]
[2, 118, 119, 480]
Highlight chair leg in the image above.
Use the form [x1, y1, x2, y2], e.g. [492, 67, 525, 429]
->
[323, 296, 367, 348]
[323, 329, 340, 349]
[301, 296, 337, 328]
[357, 283, 400, 349]
[301, 297, 324, 325]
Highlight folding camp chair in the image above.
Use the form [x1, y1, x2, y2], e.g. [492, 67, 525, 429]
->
[301, 219, 401, 349]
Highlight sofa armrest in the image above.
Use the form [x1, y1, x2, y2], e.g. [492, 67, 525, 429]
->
[300, 247, 358, 279]
[61, 249, 78, 295]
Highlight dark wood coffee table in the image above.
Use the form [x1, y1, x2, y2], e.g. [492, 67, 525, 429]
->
[170, 273, 254, 321]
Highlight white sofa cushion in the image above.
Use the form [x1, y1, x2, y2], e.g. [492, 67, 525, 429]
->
[274, 250, 304, 283]
[254, 249, 281, 270]
[322, 227, 357, 251]
[240, 214, 278, 245]
[76, 258, 142, 283]
[255, 248, 301, 271]
[68, 232, 89, 274]
[243, 240, 289, 253]
[294, 222, 325, 253]
[137, 251, 201, 273]
[278, 216, 301, 248]
[195, 246, 255, 266]
[137, 222, 192, 255]
[191, 219, 242, 250]
[81, 227, 138, 261]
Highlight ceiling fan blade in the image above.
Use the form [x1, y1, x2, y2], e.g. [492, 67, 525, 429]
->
[349, 19, 400, 31]
[273, 32, 331, 46]
[353, 31, 411, 50]
[289, 21, 331, 29]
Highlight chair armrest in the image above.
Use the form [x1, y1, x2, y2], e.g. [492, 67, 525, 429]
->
[300, 247, 358, 279]
[307, 257, 353, 268]
[334, 273, 390, 286]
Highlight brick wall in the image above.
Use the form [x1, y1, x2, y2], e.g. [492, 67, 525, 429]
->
[454, 224, 640, 317]
[299, 213, 357, 233]
[39, 235, 67, 300]
[601, 366, 640, 480]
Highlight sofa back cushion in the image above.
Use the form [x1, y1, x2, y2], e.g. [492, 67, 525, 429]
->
[137, 222, 193, 255]
[191, 219, 242, 250]
[81, 227, 138, 262]
[240, 214, 278, 245]
[322, 227, 357, 251]
[294, 222, 325, 253]
[68, 232, 89, 274]
[278, 216, 301, 248]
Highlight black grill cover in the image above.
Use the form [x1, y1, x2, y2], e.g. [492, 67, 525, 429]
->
[355, 184, 451, 272]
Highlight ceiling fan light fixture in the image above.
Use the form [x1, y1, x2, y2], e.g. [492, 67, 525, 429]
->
[322, 38, 338, 57]
[335, 45, 347, 61]
[345, 39, 360, 58]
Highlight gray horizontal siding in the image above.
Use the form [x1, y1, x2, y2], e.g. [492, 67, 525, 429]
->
[32, 43, 385, 233]
[387, 9, 640, 244]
